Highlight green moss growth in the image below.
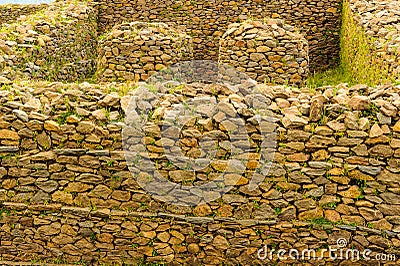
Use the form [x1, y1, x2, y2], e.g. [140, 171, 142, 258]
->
[339, 0, 398, 86]
[307, 0, 400, 88]
[307, 67, 351, 88]
[0, 1, 97, 83]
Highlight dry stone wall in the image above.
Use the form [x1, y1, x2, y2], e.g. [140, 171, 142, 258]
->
[96, 0, 342, 72]
[96, 22, 193, 82]
[219, 20, 309, 86]
[0, 1, 98, 82]
[0, 79, 400, 264]
[0, 4, 48, 25]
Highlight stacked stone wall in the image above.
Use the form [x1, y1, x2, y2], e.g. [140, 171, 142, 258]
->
[96, 0, 342, 72]
[341, 0, 400, 85]
[219, 20, 309, 86]
[0, 79, 400, 264]
[0, 1, 98, 82]
[0, 4, 48, 25]
[96, 22, 193, 82]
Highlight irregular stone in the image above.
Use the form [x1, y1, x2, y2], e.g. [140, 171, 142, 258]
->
[338, 185, 361, 199]
[37, 223, 61, 236]
[369, 123, 383, 138]
[369, 145, 393, 157]
[359, 207, 383, 221]
[61, 206, 90, 217]
[44, 121, 60, 131]
[380, 193, 400, 205]
[52, 191, 73, 205]
[76, 121, 95, 134]
[282, 115, 308, 128]
[213, 235, 229, 250]
[348, 96, 370, 110]
[36, 180, 59, 193]
[309, 95, 326, 122]
[13, 110, 29, 122]
[298, 207, 323, 221]
[394, 121, 400, 132]
[0, 129, 20, 140]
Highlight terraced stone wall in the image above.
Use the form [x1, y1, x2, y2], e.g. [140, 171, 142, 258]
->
[0, 4, 48, 25]
[0, 80, 400, 264]
[0, 1, 98, 82]
[96, 0, 342, 72]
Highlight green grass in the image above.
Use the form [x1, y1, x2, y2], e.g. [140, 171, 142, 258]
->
[307, 67, 351, 89]
[308, 217, 334, 226]
[339, 0, 399, 86]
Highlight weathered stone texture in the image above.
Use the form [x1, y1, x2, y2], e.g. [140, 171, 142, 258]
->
[96, 22, 193, 82]
[219, 20, 309, 85]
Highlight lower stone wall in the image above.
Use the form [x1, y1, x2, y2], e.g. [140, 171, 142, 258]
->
[219, 20, 309, 86]
[0, 77, 400, 264]
[0, 1, 98, 82]
[340, 0, 400, 85]
[0, 4, 48, 25]
[0, 204, 399, 265]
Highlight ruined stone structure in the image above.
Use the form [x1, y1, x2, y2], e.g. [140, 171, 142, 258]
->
[96, 22, 193, 82]
[96, 0, 341, 72]
[0, 78, 400, 264]
[219, 19, 309, 86]
[0, 0, 340, 84]
[0, 1, 98, 82]
[0, 3, 48, 25]
[1, 0, 398, 86]
[0, 0, 400, 265]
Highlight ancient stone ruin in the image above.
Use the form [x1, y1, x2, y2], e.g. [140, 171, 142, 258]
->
[0, 0, 343, 85]
[0, 0, 399, 265]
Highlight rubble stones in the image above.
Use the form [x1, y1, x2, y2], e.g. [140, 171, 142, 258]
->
[0, 79, 399, 263]
[0, 0, 399, 263]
